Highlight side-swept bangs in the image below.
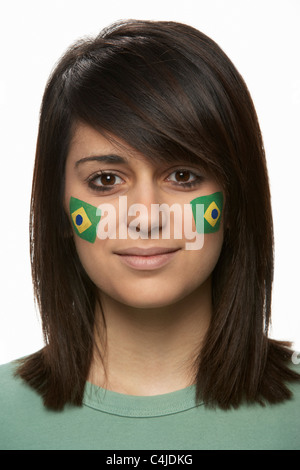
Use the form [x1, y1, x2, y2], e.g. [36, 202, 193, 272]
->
[64, 27, 233, 176]
[16, 20, 299, 410]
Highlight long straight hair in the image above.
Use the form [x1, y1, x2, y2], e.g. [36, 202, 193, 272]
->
[17, 19, 299, 410]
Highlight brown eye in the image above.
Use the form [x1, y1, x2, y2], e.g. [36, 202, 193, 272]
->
[166, 169, 204, 189]
[88, 172, 124, 192]
[174, 170, 191, 182]
[100, 174, 116, 185]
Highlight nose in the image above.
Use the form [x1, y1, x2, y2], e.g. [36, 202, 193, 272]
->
[125, 179, 165, 239]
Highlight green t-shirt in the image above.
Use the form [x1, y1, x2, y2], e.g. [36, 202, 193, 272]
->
[0, 360, 299, 450]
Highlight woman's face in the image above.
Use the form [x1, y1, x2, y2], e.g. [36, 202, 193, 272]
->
[64, 122, 224, 308]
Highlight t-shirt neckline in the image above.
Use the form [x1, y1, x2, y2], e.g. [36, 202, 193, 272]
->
[83, 382, 201, 417]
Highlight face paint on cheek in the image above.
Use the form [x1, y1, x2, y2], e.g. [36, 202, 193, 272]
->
[190, 191, 223, 233]
[70, 197, 101, 243]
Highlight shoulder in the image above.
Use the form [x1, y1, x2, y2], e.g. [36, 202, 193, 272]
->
[193, 363, 300, 450]
[0, 359, 37, 408]
[262, 362, 300, 447]
[251, 362, 300, 449]
[266, 360, 300, 409]
[0, 358, 48, 449]
[0, 360, 22, 399]
[0, 358, 44, 420]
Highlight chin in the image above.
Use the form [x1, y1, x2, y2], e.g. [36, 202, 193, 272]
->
[106, 284, 195, 310]
[124, 298, 177, 309]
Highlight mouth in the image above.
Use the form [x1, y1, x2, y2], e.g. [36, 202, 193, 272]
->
[113, 247, 181, 270]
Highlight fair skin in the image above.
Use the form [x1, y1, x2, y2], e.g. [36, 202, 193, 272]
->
[64, 122, 224, 396]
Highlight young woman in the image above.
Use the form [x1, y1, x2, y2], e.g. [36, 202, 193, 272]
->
[0, 19, 299, 450]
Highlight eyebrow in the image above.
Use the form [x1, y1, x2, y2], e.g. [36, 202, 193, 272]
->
[75, 154, 128, 168]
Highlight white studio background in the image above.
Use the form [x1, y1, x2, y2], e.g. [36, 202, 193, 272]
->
[0, 0, 299, 365]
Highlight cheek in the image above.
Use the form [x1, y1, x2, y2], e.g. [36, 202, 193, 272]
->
[180, 230, 224, 286]
[73, 237, 109, 285]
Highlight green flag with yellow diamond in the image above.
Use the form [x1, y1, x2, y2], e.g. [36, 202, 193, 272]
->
[70, 197, 101, 243]
[190, 191, 223, 233]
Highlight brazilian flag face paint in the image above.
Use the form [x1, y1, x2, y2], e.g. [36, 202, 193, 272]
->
[70, 197, 101, 243]
[190, 191, 223, 233]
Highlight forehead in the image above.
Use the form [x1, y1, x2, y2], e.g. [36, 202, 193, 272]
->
[68, 122, 141, 160]
[67, 122, 198, 173]
[66, 121, 215, 179]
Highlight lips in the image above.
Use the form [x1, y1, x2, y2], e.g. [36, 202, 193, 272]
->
[114, 247, 180, 256]
[114, 247, 181, 270]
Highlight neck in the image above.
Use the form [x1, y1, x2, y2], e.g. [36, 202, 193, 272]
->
[89, 277, 212, 395]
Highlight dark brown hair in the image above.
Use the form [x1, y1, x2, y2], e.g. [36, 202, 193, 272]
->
[16, 19, 299, 410]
